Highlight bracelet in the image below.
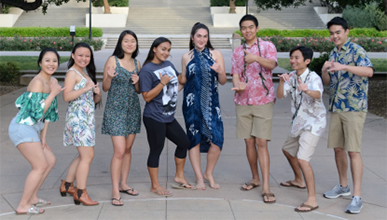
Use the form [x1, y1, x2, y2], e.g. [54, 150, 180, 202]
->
[160, 82, 165, 86]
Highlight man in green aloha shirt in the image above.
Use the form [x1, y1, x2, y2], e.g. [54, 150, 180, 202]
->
[321, 17, 374, 214]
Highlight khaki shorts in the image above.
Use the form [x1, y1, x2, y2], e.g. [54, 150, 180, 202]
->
[282, 131, 320, 162]
[236, 102, 273, 140]
[328, 112, 366, 152]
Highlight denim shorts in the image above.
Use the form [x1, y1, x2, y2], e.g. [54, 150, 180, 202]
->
[8, 116, 44, 147]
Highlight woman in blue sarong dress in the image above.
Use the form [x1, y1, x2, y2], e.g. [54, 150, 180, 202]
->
[179, 22, 227, 190]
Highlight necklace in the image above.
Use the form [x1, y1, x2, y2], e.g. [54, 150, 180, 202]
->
[291, 69, 311, 124]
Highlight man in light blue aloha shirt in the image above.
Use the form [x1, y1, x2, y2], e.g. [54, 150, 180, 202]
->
[321, 17, 374, 215]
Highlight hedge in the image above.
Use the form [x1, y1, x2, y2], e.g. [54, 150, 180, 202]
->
[210, 0, 246, 7]
[234, 28, 387, 37]
[0, 27, 103, 37]
[93, 0, 128, 7]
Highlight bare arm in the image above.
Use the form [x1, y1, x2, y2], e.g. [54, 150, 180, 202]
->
[142, 73, 173, 102]
[133, 60, 142, 94]
[276, 73, 293, 99]
[211, 50, 227, 85]
[178, 53, 189, 85]
[244, 49, 277, 70]
[102, 56, 117, 92]
[63, 70, 94, 102]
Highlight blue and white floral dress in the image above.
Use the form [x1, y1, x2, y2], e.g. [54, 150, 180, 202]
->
[63, 68, 95, 147]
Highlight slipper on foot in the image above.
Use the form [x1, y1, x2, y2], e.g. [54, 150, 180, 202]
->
[262, 193, 276, 203]
[240, 182, 260, 191]
[280, 181, 306, 189]
[16, 205, 44, 215]
[152, 190, 173, 197]
[294, 203, 318, 212]
[119, 188, 139, 196]
[172, 183, 196, 190]
[34, 198, 51, 206]
[111, 197, 123, 206]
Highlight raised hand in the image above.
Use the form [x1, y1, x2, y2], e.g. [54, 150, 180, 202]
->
[210, 59, 221, 73]
[322, 58, 334, 72]
[131, 72, 139, 84]
[93, 82, 101, 95]
[244, 49, 257, 65]
[297, 78, 308, 92]
[50, 80, 65, 96]
[231, 82, 248, 92]
[106, 66, 118, 79]
[159, 72, 174, 86]
[84, 79, 95, 91]
[279, 72, 294, 82]
[328, 61, 345, 72]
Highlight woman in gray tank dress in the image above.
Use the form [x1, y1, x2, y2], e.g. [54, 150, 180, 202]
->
[101, 30, 141, 206]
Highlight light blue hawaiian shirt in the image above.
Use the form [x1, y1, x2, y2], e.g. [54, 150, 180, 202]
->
[328, 39, 374, 112]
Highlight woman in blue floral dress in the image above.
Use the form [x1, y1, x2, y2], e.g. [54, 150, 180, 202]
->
[101, 30, 141, 206]
[8, 48, 64, 215]
[61, 43, 101, 206]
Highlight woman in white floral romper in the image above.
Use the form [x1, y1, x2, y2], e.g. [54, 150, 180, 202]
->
[61, 43, 101, 206]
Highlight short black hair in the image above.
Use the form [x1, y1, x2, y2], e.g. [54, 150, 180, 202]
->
[289, 46, 313, 67]
[239, 14, 258, 28]
[327, 17, 348, 30]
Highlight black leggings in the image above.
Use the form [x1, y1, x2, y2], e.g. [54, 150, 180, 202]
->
[143, 116, 190, 168]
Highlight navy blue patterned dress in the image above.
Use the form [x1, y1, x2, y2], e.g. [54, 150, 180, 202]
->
[102, 57, 141, 137]
[182, 47, 224, 152]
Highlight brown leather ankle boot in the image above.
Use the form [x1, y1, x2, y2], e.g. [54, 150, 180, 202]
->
[60, 180, 75, 197]
[73, 188, 99, 206]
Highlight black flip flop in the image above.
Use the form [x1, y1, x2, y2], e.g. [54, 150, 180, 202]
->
[111, 197, 123, 206]
[119, 188, 139, 196]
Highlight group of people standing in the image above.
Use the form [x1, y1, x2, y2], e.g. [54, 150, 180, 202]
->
[8, 14, 373, 216]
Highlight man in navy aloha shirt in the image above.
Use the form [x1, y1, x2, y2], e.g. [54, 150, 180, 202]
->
[321, 17, 374, 215]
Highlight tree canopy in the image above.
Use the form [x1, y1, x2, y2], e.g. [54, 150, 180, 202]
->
[0, 0, 87, 14]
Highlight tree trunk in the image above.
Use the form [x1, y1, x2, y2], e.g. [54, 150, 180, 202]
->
[384, 0, 387, 16]
[230, 0, 236, 13]
[103, 0, 111, 14]
[0, 0, 42, 11]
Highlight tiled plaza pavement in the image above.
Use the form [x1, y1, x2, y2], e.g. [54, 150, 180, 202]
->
[0, 81, 386, 220]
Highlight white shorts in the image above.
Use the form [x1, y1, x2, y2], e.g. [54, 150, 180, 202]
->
[282, 131, 320, 162]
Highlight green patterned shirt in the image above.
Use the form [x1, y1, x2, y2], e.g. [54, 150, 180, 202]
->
[15, 92, 58, 125]
[328, 39, 374, 112]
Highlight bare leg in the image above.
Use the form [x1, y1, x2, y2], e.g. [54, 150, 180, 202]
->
[119, 134, 137, 195]
[189, 144, 205, 190]
[148, 167, 171, 195]
[203, 143, 221, 189]
[16, 142, 48, 213]
[296, 159, 318, 211]
[256, 137, 275, 202]
[110, 136, 126, 205]
[75, 147, 94, 189]
[348, 152, 363, 197]
[30, 147, 56, 204]
[241, 138, 261, 190]
[281, 150, 305, 187]
[174, 157, 193, 188]
[334, 147, 348, 187]
[65, 156, 80, 183]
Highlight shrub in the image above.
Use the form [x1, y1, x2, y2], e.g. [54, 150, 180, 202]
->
[93, 0, 129, 7]
[343, 2, 387, 31]
[0, 62, 22, 84]
[309, 53, 330, 76]
[210, 0, 246, 7]
[0, 27, 103, 37]
[0, 36, 105, 51]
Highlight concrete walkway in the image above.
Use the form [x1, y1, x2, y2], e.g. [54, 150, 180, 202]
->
[0, 49, 386, 220]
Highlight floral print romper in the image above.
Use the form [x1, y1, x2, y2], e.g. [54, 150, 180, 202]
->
[63, 68, 95, 147]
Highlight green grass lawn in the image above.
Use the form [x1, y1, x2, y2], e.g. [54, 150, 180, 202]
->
[277, 58, 387, 72]
[0, 56, 70, 70]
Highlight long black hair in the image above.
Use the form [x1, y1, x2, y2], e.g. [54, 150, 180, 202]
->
[189, 22, 214, 51]
[143, 37, 172, 66]
[112, 30, 139, 59]
[38, 47, 60, 73]
[67, 42, 97, 86]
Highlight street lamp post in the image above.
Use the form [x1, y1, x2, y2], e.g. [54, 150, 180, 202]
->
[89, 0, 92, 40]
[246, 0, 248, 14]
